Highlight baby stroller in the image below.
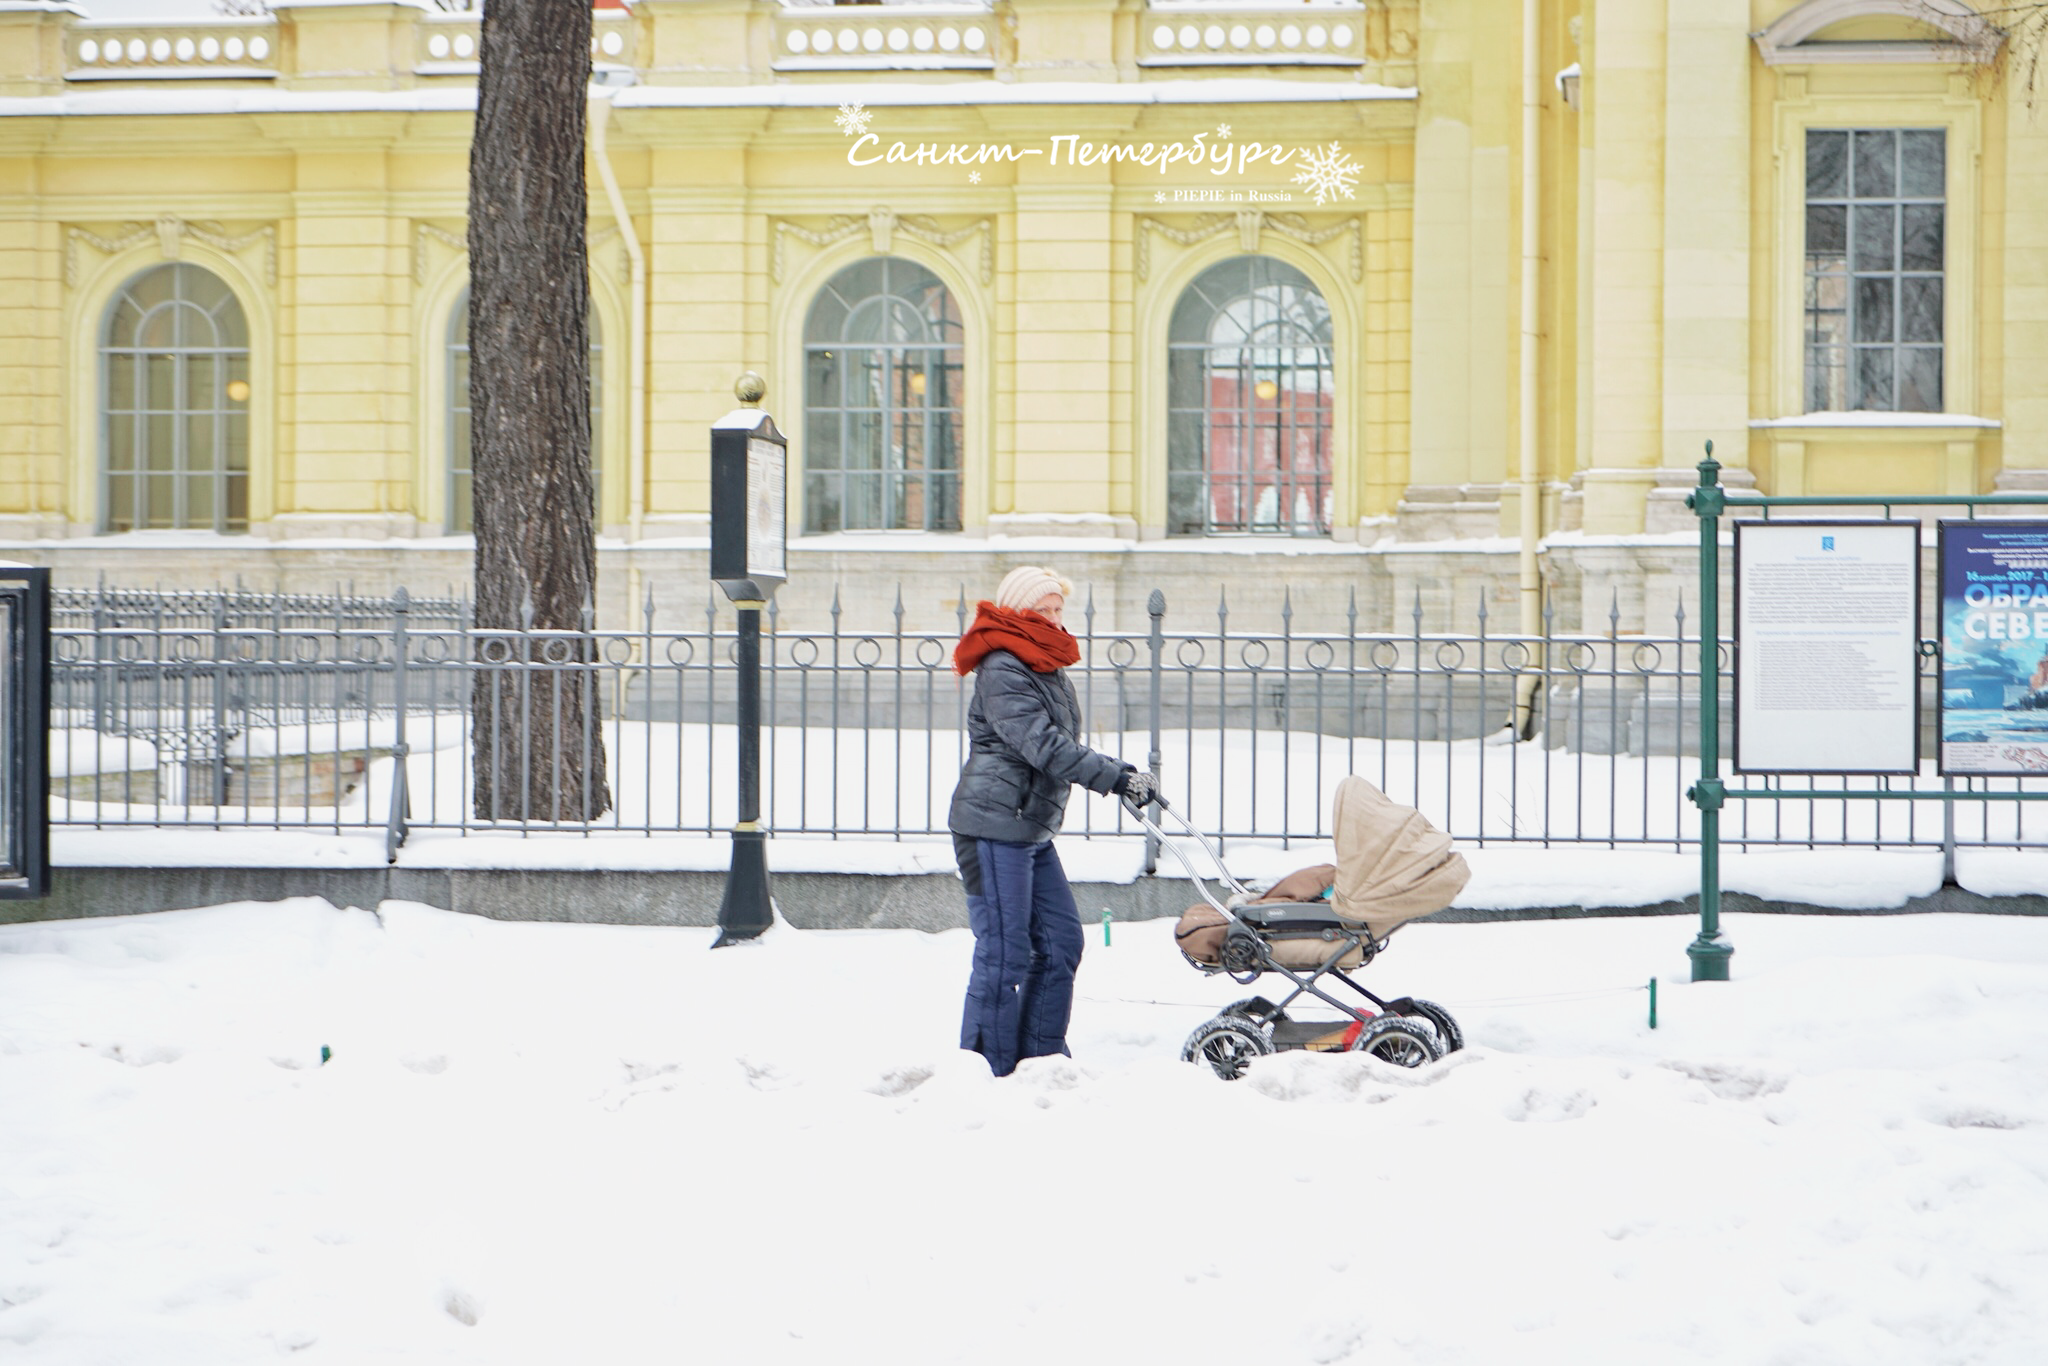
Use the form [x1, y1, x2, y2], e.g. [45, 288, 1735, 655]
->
[1127, 775, 1471, 1080]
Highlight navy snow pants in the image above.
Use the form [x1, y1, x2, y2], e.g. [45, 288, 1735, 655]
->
[959, 837, 1084, 1078]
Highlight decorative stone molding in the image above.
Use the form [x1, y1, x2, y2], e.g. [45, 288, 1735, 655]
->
[1752, 0, 2002, 66]
[65, 217, 277, 288]
[1135, 211, 1363, 283]
[771, 209, 995, 285]
[410, 221, 467, 285]
[412, 220, 626, 287]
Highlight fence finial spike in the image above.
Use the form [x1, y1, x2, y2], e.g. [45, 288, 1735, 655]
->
[1147, 588, 1165, 617]
[520, 589, 536, 630]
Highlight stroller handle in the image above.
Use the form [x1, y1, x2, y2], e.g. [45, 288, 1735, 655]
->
[1120, 793, 1255, 913]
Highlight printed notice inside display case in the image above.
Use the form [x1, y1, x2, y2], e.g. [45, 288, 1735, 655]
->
[1733, 521, 1921, 775]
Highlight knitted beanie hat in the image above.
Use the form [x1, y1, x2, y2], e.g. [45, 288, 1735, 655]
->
[994, 565, 1073, 612]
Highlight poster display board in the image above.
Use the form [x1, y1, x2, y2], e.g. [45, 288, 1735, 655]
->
[746, 434, 785, 584]
[0, 563, 50, 900]
[1938, 521, 2048, 775]
[1733, 520, 1921, 775]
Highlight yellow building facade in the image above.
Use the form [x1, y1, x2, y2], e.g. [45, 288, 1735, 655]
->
[0, 0, 2039, 632]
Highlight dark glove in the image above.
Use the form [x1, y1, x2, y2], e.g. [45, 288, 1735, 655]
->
[1114, 768, 1158, 807]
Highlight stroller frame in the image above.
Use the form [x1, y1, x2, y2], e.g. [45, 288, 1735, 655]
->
[1125, 794, 1462, 1077]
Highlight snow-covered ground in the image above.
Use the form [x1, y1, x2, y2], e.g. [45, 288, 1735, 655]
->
[3, 900, 2046, 1363]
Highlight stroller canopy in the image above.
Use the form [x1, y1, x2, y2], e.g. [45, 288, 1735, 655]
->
[1329, 776, 1471, 938]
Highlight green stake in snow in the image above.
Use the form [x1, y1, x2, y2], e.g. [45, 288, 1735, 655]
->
[1102, 907, 1112, 946]
[320, 1045, 332, 1065]
[1648, 979, 1657, 1030]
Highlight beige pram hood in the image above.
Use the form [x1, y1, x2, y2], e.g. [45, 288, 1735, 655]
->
[1329, 775, 1471, 939]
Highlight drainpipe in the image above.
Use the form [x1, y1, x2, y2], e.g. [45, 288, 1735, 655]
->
[1515, 0, 1544, 735]
[589, 75, 647, 622]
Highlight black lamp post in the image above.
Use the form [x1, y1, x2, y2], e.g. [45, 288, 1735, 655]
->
[0, 562, 51, 901]
[709, 372, 786, 947]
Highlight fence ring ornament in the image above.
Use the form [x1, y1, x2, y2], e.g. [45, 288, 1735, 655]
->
[479, 636, 517, 665]
[1499, 640, 1532, 672]
[1917, 637, 1941, 659]
[852, 638, 883, 669]
[663, 637, 696, 666]
[1563, 641, 1597, 675]
[602, 636, 635, 665]
[419, 634, 453, 664]
[173, 634, 205, 663]
[541, 636, 576, 665]
[1304, 640, 1335, 671]
[1175, 638, 1207, 669]
[915, 638, 948, 669]
[293, 635, 324, 664]
[1368, 640, 1400, 673]
[1433, 641, 1466, 672]
[351, 637, 385, 665]
[55, 634, 84, 663]
[1631, 642, 1664, 674]
[1106, 638, 1137, 669]
[1238, 639, 1270, 670]
[233, 635, 262, 663]
[789, 637, 819, 668]
[1717, 642, 1734, 671]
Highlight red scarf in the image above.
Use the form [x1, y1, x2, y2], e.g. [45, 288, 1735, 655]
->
[953, 602, 1080, 676]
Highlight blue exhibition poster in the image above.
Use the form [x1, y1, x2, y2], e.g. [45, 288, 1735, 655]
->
[1939, 521, 2048, 775]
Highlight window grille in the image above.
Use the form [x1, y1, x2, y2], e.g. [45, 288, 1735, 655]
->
[1167, 255, 1334, 536]
[101, 263, 250, 533]
[1805, 128, 1945, 413]
[802, 257, 964, 534]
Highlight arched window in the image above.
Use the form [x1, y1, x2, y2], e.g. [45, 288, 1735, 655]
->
[448, 287, 602, 533]
[101, 263, 250, 533]
[1167, 256, 1334, 536]
[802, 257, 963, 533]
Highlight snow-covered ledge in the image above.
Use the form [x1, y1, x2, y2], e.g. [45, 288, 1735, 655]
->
[1749, 413, 2001, 429]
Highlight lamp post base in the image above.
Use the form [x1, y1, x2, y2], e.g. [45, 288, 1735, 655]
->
[712, 827, 774, 948]
[1687, 931, 1733, 982]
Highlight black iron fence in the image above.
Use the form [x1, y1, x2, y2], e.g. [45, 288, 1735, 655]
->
[46, 583, 2048, 858]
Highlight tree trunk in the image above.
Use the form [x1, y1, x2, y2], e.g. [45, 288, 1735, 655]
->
[467, 0, 611, 821]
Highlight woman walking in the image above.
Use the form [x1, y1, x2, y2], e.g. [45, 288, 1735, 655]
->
[950, 566, 1157, 1077]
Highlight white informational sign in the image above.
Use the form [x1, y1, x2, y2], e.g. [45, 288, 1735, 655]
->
[1734, 520, 1921, 774]
[746, 435, 785, 583]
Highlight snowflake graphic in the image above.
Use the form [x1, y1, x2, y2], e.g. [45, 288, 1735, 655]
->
[1154, 190, 1167, 203]
[1216, 123, 1232, 139]
[1291, 141, 1363, 207]
[968, 170, 981, 184]
[834, 100, 872, 138]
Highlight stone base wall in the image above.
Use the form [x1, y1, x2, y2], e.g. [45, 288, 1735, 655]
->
[0, 533, 1727, 638]
[0, 532, 1765, 638]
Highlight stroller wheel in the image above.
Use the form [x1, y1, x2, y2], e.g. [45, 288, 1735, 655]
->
[1352, 1015, 1442, 1069]
[1181, 1015, 1273, 1081]
[1400, 998, 1464, 1055]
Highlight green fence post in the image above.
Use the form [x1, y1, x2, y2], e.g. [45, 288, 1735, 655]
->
[1686, 444, 1733, 981]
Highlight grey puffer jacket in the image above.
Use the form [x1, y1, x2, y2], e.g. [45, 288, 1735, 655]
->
[948, 649, 1127, 845]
